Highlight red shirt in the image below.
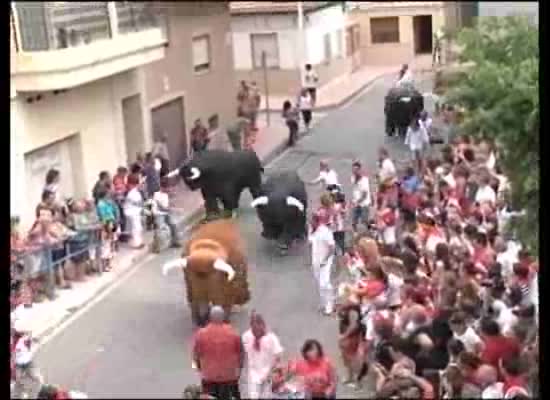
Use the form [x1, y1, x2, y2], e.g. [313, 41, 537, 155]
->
[481, 335, 520, 368]
[290, 357, 336, 396]
[193, 323, 242, 383]
[113, 175, 127, 195]
[503, 375, 529, 396]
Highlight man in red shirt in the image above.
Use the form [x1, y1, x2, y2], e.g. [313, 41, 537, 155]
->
[501, 355, 531, 397]
[480, 318, 520, 369]
[193, 306, 244, 400]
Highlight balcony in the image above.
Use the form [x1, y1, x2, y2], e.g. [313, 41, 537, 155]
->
[11, 2, 168, 92]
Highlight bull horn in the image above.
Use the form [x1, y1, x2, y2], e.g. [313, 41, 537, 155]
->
[286, 196, 305, 212]
[162, 258, 187, 276]
[189, 167, 201, 180]
[166, 169, 179, 178]
[213, 258, 235, 281]
[250, 196, 269, 208]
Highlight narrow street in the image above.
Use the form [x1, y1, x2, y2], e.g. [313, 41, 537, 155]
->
[35, 72, 436, 398]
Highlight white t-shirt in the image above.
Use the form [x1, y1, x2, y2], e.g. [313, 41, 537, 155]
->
[475, 185, 496, 205]
[386, 273, 404, 307]
[352, 176, 371, 207]
[420, 118, 433, 133]
[486, 152, 496, 171]
[482, 383, 505, 399]
[304, 69, 319, 89]
[124, 188, 144, 217]
[298, 94, 313, 110]
[379, 158, 397, 182]
[309, 225, 335, 267]
[496, 244, 520, 280]
[242, 330, 284, 384]
[14, 334, 32, 365]
[317, 169, 339, 186]
[493, 300, 518, 335]
[153, 191, 170, 212]
[405, 125, 430, 152]
[454, 326, 483, 353]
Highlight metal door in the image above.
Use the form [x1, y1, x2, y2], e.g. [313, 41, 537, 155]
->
[151, 97, 187, 168]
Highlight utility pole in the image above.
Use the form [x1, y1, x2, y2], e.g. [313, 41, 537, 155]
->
[297, 1, 305, 87]
[262, 51, 270, 126]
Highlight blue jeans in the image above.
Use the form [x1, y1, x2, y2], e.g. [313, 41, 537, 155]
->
[352, 206, 369, 229]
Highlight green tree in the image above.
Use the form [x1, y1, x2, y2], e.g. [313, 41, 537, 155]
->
[445, 16, 539, 253]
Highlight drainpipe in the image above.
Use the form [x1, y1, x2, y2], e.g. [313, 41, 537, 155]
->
[297, 1, 305, 87]
[107, 2, 119, 38]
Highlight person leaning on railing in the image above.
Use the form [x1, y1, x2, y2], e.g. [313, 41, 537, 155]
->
[66, 199, 102, 281]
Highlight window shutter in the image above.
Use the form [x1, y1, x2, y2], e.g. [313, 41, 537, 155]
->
[192, 36, 209, 67]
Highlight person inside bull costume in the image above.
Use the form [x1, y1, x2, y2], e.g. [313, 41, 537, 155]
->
[179, 149, 264, 221]
[250, 171, 308, 255]
[162, 219, 250, 327]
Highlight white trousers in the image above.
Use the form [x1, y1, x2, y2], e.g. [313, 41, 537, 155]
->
[312, 257, 335, 313]
[126, 214, 143, 247]
[248, 380, 272, 399]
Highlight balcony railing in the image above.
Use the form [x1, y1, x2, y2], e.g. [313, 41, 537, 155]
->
[13, 2, 167, 53]
[115, 2, 166, 35]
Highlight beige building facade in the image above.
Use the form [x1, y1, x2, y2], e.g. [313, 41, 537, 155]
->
[141, 2, 237, 166]
[347, 2, 461, 66]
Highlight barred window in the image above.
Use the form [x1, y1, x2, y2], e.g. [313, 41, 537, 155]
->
[370, 17, 399, 44]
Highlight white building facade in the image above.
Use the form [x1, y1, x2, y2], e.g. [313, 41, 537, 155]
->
[230, 2, 352, 95]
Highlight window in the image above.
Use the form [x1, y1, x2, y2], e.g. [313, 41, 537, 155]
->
[323, 33, 332, 63]
[192, 34, 211, 73]
[370, 17, 399, 44]
[251, 33, 279, 69]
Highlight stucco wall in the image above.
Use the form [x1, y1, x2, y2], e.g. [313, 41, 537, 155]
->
[14, 71, 140, 223]
[231, 14, 299, 70]
[231, 6, 349, 96]
[143, 3, 236, 151]
[350, 5, 445, 66]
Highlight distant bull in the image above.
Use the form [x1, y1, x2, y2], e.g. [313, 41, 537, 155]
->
[251, 171, 308, 255]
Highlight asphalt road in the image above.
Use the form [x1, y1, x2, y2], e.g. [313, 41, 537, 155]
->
[35, 72, 435, 399]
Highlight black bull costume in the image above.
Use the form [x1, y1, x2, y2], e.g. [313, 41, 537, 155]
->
[251, 171, 308, 253]
[179, 150, 263, 219]
[384, 86, 424, 137]
[162, 220, 250, 327]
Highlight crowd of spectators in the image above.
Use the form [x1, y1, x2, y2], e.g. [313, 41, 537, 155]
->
[10, 148, 178, 311]
[186, 106, 538, 399]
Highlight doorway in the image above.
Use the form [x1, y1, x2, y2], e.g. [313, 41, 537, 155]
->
[151, 97, 187, 167]
[413, 15, 433, 54]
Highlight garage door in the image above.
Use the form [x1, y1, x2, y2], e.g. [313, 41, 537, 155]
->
[151, 97, 187, 168]
[24, 135, 83, 223]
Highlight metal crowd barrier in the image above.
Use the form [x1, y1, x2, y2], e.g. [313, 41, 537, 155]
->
[10, 226, 103, 302]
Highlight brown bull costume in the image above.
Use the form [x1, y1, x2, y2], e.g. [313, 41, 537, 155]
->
[162, 220, 250, 326]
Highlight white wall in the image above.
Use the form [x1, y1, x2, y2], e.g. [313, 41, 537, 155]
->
[231, 14, 298, 70]
[13, 70, 144, 227]
[231, 5, 346, 71]
[478, 2, 538, 24]
[11, 97, 26, 220]
[304, 5, 346, 65]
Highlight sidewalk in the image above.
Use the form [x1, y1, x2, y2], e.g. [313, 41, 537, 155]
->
[19, 61, 395, 344]
[260, 55, 434, 112]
